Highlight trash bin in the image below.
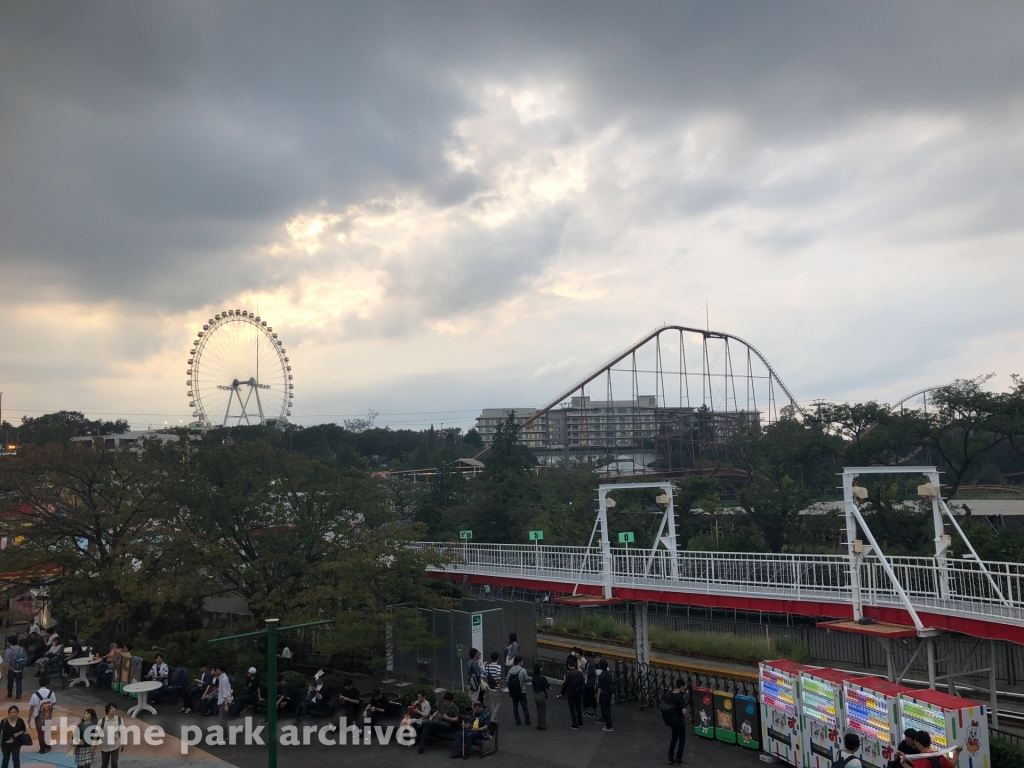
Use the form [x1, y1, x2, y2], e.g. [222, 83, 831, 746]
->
[713, 690, 736, 744]
[693, 686, 714, 739]
[735, 694, 761, 750]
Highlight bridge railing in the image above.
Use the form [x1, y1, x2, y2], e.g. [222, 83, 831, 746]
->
[414, 542, 1024, 625]
[864, 555, 1024, 619]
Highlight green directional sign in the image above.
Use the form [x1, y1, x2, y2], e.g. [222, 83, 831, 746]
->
[460, 530, 473, 540]
[529, 530, 544, 541]
[456, 643, 464, 658]
[618, 532, 635, 544]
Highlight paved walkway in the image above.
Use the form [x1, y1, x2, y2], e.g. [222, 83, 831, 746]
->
[10, 679, 767, 768]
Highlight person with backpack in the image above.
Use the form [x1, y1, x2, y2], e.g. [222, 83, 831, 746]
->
[595, 660, 613, 732]
[4, 639, 26, 702]
[97, 703, 125, 768]
[467, 649, 485, 704]
[660, 679, 689, 764]
[531, 663, 550, 730]
[834, 732, 863, 768]
[507, 656, 530, 726]
[563, 659, 585, 730]
[26, 678, 55, 754]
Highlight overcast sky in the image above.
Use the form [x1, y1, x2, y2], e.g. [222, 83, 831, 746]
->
[3, 1, 1024, 431]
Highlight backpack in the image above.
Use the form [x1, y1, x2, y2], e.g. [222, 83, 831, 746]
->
[831, 755, 859, 768]
[11, 648, 27, 673]
[485, 668, 499, 690]
[507, 669, 522, 696]
[659, 699, 678, 727]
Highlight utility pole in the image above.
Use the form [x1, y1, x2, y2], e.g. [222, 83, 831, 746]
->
[210, 618, 332, 768]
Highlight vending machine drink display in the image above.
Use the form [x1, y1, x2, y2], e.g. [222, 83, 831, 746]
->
[692, 686, 715, 739]
[899, 690, 990, 768]
[759, 660, 811, 766]
[714, 690, 737, 744]
[799, 668, 851, 767]
[735, 693, 761, 750]
[844, 677, 915, 767]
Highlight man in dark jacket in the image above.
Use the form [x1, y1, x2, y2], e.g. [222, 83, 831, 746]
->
[662, 679, 689, 765]
[563, 660, 586, 729]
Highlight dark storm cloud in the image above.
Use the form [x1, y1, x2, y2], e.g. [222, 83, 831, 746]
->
[2, 0, 1024, 313]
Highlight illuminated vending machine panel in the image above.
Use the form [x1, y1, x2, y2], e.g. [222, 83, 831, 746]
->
[759, 660, 809, 767]
[899, 690, 990, 768]
[844, 677, 914, 768]
[799, 669, 850, 768]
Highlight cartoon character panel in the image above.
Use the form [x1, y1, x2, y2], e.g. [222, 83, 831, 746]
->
[713, 690, 736, 745]
[735, 694, 760, 750]
[693, 686, 714, 739]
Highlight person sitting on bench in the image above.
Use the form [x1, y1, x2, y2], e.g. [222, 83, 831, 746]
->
[452, 701, 491, 759]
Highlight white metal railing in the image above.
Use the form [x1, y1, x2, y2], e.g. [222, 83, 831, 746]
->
[413, 541, 1024, 629]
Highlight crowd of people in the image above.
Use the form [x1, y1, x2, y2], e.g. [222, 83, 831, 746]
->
[3, 623, 969, 768]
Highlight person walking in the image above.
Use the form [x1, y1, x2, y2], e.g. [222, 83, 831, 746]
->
[563, 660, 585, 730]
[97, 704, 124, 768]
[213, 666, 232, 746]
[835, 732, 863, 768]
[531, 663, 550, 730]
[661, 679, 689, 764]
[26, 678, 55, 754]
[507, 657, 530, 726]
[595, 660, 613, 732]
[1, 706, 27, 768]
[4, 639, 25, 702]
[483, 652, 503, 718]
[72, 710, 98, 768]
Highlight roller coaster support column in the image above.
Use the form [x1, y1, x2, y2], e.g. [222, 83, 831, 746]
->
[922, 469, 952, 600]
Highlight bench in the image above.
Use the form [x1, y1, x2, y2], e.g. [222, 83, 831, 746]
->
[434, 720, 499, 758]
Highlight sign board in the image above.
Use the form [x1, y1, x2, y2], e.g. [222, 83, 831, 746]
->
[459, 530, 473, 540]
[529, 530, 544, 541]
[618, 532, 635, 544]
[471, 613, 483, 652]
[456, 643, 463, 659]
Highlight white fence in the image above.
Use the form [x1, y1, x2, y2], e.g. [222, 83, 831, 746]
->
[412, 542, 1024, 629]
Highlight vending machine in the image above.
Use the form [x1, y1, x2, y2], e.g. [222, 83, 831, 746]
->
[759, 660, 811, 766]
[899, 690, 990, 768]
[844, 677, 915, 767]
[799, 668, 853, 767]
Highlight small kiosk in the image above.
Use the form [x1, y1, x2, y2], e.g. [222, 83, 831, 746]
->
[759, 660, 811, 766]
[899, 690, 990, 768]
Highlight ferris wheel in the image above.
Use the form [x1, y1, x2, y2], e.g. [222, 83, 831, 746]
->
[186, 309, 293, 427]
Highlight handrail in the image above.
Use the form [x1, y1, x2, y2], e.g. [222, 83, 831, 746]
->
[412, 541, 1024, 629]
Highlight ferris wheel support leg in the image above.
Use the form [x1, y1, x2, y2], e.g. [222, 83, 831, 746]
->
[254, 386, 266, 424]
[223, 388, 237, 427]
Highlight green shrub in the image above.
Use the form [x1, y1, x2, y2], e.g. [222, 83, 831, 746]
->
[992, 737, 1024, 768]
[648, 626, 811, 664]
[401, 682, 438, 706]
[283, 671, 307, 690]
[450, 690, 474, 714]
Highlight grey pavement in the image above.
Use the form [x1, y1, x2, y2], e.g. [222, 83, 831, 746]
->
[42, 681, 769, 768]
